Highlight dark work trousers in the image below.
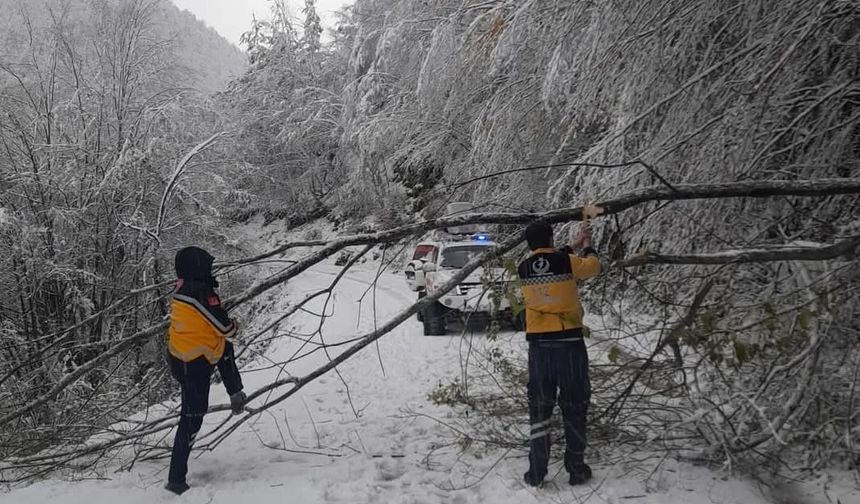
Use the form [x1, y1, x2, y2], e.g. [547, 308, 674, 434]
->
[526, 339, 590, 480]
[217, 342, 244, 396]
[167, 342, 243, 484]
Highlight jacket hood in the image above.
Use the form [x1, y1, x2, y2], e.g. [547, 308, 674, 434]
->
[174, 246, 216, 284]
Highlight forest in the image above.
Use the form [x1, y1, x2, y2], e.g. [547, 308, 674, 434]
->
[0, 0, 858, 502]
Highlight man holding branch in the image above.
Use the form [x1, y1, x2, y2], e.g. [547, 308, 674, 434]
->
[518, 205, 602, 487]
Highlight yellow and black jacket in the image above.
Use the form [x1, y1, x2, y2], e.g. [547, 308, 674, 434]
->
[167, 247, 236, 364]
[517, 247, 600, 341]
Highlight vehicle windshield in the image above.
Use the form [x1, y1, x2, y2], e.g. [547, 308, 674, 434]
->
[439, 245, 494, 269]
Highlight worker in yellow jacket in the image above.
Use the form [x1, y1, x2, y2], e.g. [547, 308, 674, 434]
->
[165, 246, 246, 495]
[518, 219, 600, 487]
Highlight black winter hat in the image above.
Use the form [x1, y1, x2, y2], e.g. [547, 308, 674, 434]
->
[174, 246, 216, 282]
[524, 221, 554, 250]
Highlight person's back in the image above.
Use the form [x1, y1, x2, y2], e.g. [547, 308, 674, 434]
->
[168, 248, 235, 363]
[165, 246, 247, 495]
[518, 247, 598, 339]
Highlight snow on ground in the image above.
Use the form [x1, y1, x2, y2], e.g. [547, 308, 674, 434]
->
[2, 219, 857, 504]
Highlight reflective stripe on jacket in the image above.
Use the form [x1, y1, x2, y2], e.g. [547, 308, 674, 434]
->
[517, 247, 600, 341]
[167, 280, 236, 364]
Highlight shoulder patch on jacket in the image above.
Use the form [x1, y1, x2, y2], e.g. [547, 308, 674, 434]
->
[518, 250, 572, 280]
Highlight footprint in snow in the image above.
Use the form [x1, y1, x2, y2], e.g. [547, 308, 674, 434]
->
[376, 459, 406, 482]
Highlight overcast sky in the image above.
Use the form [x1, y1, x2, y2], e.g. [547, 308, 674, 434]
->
[170, 0, 351, 48]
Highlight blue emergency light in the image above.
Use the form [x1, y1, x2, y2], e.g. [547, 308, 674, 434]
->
[473, 233, 490, 241]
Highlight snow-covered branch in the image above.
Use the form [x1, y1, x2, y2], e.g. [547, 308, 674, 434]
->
[234, 178, 860, 280]
[615, 235, 860, 267]
[5, 178, 858, 430]
[209, 234, 524, 445]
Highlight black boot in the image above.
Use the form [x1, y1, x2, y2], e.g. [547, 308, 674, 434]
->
[523, 471, 544, 487]
[568, 463, 592, 485]
[165, 481, 191, 495]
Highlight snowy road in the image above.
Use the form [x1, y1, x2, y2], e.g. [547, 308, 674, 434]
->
[1, 242, 842, 503]
[4, 262, 543, 504]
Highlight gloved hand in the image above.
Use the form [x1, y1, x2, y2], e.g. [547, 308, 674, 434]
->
[229, 390, 247, 415]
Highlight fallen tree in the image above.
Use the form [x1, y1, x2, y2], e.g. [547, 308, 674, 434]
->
[1, 177, 859, 481]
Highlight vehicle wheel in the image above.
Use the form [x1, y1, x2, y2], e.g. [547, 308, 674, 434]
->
[416, 291, 425, 322]
[422, 302, 447, 335]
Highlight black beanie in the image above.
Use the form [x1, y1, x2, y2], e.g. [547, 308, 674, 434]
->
[174, 246, 216, 284]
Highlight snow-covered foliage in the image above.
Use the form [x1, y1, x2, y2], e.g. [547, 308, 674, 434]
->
[0, 0, 249, 461]
[218, 0, 859, 475]
[0, 0, 857, 493]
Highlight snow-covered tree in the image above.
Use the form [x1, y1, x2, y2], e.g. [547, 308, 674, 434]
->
[302, 0, 323, 54]
[0, 0, 239, 458]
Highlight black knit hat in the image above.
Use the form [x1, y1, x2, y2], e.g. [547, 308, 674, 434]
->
[174, 246, 216, 284]
[524, 221, 553, 250]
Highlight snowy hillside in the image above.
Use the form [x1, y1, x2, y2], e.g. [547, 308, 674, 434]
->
[0, 0, 246, 94]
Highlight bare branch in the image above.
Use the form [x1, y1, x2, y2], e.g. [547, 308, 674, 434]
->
[156, 132, 224, 237]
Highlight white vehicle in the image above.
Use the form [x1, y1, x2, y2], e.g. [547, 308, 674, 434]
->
[404, 232, 520, 335]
